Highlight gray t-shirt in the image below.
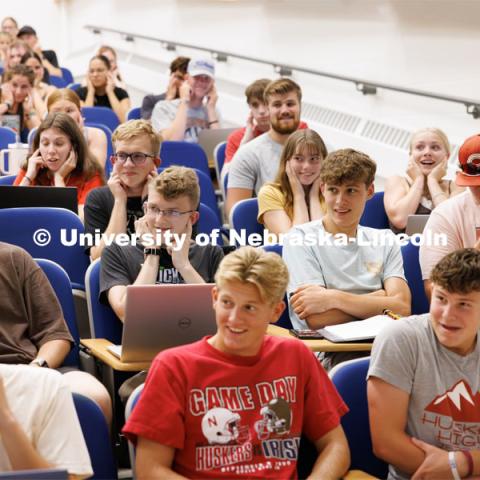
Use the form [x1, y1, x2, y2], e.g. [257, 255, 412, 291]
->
[227, 132, 283, 194]
[151, 99, 217, 143]
[283, 221, 406, 329]
[99, 242, 224, 304]
[368, 314, 480, 480]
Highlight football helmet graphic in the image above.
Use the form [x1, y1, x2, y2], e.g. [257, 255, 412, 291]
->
[201, 408, 250, 445]
[255, 398, 292, 440]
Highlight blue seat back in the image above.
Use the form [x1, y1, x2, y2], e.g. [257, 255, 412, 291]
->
[262, 244, 292, 329]
[49, 75, 67, 88]
[330, 357, 389, 478]
[0, 174, 16, 185]
[73, 393, 118, 480]
[81, 106, 120, 133]
[125, 384, 145, 475]
[229, 198, 264, 245]
[0, 126, 16, 151]
[197, 203, 223, 245]
[360, 191, 390, 229]
[213, 141, 226, 182]
[36, 259, 80, 367]
[60, 67, 74, 85]
[127, 107, 141, 120]
[68, 82, 82, 91]
[0, 207, 89, 290]
[84, 122, 113, 176]
[401, 240, 429, 315]
[160, 141, 210, 179]
[85, 259, 123, 344]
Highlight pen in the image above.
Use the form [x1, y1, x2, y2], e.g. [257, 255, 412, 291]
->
[382, 309, 402, 320]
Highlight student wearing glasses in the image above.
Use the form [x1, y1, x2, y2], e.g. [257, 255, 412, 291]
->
[420, 134, 480, 300]
[99, 166, 224, 322]
[84, 120, 161, 260]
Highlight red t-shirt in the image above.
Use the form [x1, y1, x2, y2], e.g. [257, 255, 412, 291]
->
[14, 169, 104, 205]
[123, 335, 347, 479]
[225, 122, 309, 165]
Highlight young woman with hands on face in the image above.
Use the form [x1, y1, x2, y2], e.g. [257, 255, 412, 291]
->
[47, 89, 108, 169]
[1, 64, 43, 141]
[14, 113, 105, 220]
[257, 129, 328, 235]
[75, 55, 130, 123]
[384, 128, 464, 233]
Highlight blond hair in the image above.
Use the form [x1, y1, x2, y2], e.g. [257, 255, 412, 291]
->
[112, 119, 162, 156]
[152, 166, 200, 208]
[215, 247, 288, 304]
[47, 88, 82, 111]
[409, 128, 450, 157]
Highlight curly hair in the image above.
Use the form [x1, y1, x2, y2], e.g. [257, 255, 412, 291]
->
[320, 148, 376, 186]
[431, 249, 480, 294]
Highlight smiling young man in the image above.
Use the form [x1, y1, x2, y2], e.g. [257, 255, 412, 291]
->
[226, 78, 307, 217]
[151, 57, 220, 143]
[84, 120, 161, 260]
[123, 246, 350, 479]
[100, 166, 224, 322]
[368, 248, 480, 480]
[283, 149, 411, 369]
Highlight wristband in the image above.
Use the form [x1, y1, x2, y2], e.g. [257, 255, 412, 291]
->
[461, 450, 474, 478]
[143, 248, 162, 257]
[30, 357, 49, 368]
[449, 451, 462, 480]
[208, 120, 219, 126]
[24, 175, 32, 184]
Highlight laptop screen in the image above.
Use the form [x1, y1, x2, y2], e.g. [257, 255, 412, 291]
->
[0, 186, 78, 214]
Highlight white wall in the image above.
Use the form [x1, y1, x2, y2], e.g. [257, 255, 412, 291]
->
[5, 0, 480, 180]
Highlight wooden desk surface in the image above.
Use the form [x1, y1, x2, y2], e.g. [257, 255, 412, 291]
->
[81, 326, 371, 372]
[80, 338, 150, 371]
[267, 324, 372, 352]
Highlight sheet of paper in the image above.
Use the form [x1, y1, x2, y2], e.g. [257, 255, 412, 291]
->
[321, 315, 395, 341]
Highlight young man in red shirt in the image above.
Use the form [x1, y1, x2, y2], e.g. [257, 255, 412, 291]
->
[123, 247, 350, 479]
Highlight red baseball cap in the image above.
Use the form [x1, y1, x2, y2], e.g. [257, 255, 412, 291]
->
[456, 134, 480, 187]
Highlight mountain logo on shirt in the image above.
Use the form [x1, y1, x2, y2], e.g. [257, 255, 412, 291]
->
[424, 380, 480, 422]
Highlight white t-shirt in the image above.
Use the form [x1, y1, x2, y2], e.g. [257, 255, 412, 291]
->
[0, 364, 93, 477]
[419, 189, 480, 280]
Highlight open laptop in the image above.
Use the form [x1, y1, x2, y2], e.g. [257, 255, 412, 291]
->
[107, 283, 217, 362]
[405, 214, 429, 236]
[198, 127, 236, 161]
[0, 186, 78, 214]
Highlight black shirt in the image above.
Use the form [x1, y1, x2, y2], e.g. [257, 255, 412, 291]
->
[83, 186, 144, 255]
[75, 86, 129, 109]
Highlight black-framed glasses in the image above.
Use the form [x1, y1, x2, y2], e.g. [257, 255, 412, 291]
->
[113, 152, 155, 165]
[461, 159, 480, 176]
[143, 203, 193, 218]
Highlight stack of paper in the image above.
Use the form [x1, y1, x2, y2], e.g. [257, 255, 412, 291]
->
[320, 315, 396, 342]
